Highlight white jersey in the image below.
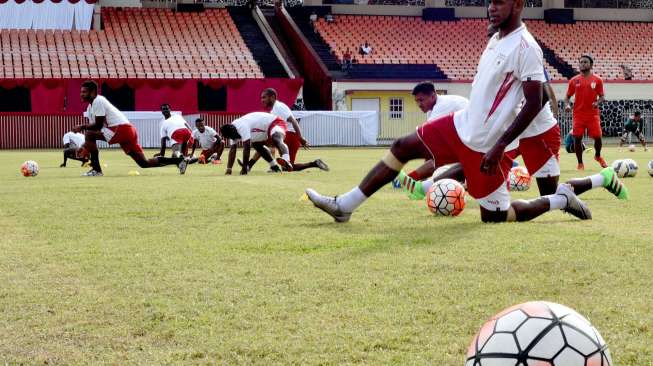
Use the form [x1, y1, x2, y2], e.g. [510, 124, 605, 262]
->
[192, 126, 218, 149]
[453, 24, 545, 153]
[85, 95, 129, 128]
[62, 132, 85, 147]
[428, 95, 469, 120]
[270, 101, 295, 132]
[160, 114, 189, 140]
[521, 101, 557, 138]
[230, 112, 279, 144]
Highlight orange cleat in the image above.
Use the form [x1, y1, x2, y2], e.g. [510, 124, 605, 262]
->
[594, 156, 608, 168]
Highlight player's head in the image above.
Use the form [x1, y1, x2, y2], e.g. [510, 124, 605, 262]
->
[80, 80, 98, 103]
[161, 103, 171, 119]
[195, 118, 205, 132]
[633, 111, 641, 120]
[488, 0, 524, 31]
[579, 55, 593, 72]
[261, 88, 277, 108]
[220, 124, 240, 140]
[412, 82, 437, 113]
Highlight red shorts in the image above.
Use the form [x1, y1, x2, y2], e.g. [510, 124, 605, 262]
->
[268, 118, 287, 137]
[572, 115, 602, 138]
[284, 131, 301, 164]
[108, 124, 143, 155]
[509, 125, 561, 177]
[416, 114, 513, 199]
[171, 128, 194, 155]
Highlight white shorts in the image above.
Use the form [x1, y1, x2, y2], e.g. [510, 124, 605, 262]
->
[251, 125, 286, 143]
[531, 155, 561, 178]
[477, 183, 511, 212]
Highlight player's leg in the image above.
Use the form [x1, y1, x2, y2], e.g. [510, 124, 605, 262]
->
[521, 126, 561, 196]
[571, 118, 585, 169]
[251, 141, 282, 172]
[619, 130, 628, 148]
[81, 130, 106, 175]
[566, 166, 629, 200]
[637, 131, 648, 150]
[397, 162, 465, 200]
[589, 118, 607, 168]
[407, 160, 436, 180]
[270, 131, 293, 171]
[213, 140, 225, 161]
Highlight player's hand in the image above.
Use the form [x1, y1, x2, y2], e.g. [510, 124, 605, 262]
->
[480, 144, 505, 176]
[564, 105, 571, 113]
[300, 137, 310, 149]
[592, 101, 600, 109]
[239, 168, 248, 175]
[225, 168, 232, 175]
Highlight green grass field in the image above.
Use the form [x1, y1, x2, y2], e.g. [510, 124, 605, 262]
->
[1, 147, 652, 365]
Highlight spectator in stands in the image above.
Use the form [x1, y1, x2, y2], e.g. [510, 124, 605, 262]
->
[309, 11, 318, 31]
[342, 48, 353, 71]
[360, 42, 372, 56]
[619, 64, 634, 80]
[325, 13, 334, 23]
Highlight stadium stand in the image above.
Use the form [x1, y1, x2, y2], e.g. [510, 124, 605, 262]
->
[0, 8, 264, 79]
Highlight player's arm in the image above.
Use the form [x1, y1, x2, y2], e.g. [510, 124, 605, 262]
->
[288, 116, 308, 147]
[481, 80, 542, 175]
[190, 139, 198, 157]
[226, 143, 238, 175]
[154, 137, 167, 157]
[240, 140, 251, 175]
[543, 82, 559, 115]
[592, 78, 605, 109]
[73, 116, 105, 132]
[564, 80, 575, 112]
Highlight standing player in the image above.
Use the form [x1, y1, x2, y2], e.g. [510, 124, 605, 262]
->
[564, 55, 607, 170]
[73, 80, 189, 176]
[619, 111, 648, 151]
[60, 130, 88, 167]
[155, 104, 195, 159]
[190, 118, 225, 164]
[220, 112, 292, 175]
[306, 0, 592, 223]
[242, 88, 329, 172]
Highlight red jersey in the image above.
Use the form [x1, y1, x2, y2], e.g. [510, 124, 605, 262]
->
[566, 74, 604, 117]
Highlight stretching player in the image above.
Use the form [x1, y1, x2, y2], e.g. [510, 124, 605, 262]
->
[73, 80, 189, 176]
[190, 118, 224, 164]
[242, 88, 329, 172]
[565, 54, 607, 170]
[220, 112, 292, 175]
[60, 130, 88, 167]
[619, 111, 648, 151]
[155, 104, 195, 159]
[306, 0, 592, 223]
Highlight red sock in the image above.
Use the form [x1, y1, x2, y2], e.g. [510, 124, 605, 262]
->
[408, 171, 420, 180]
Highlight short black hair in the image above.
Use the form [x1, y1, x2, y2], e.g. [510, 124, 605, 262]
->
[81, 80, 98, 93]
[220, 124, 240, 139]
[195, 118, 204, 123]
[580, 54, 594, 66]
[263, 88, 277, 98]
[412, 82, 435, 96]
[634, 111, 641, 116]
[161, 103, 171, 109]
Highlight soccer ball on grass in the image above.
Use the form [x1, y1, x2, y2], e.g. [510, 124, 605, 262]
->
[21, 160, 39, 177]
[426, 178, 466, 216]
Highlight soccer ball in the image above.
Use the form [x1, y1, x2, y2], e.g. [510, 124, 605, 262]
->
[432, 164, 454, 180]
[623, 158, 638, 177]
[21, 160, 39, 177]
[509, 166, 531, 192]
[611, 159, 629, 178]
[648, 160, 653, 177]
[426, 178, 466, 216]
[466, 301, 612, 366]
[628, 144, 636, 152]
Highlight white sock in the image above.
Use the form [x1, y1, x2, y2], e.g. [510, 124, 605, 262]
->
[282, 153, 290, 162]
[422, 179, 434, 193]
[589, 174, 604, 188]
[269, 160, 278, 168]
[336, 187, 367, 212]
[546, 194, 567, 210]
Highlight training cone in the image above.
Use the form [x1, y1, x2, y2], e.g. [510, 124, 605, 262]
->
[299, 193, 309, 201]
[128, 170, 140, 176]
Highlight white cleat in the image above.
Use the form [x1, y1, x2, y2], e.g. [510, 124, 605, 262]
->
[305, 188, 351, 223]
[178, 158, 189, 175]
[556, 183, 592, 220]
[81, 169, 103, 176]
[315, 159, 330, 171]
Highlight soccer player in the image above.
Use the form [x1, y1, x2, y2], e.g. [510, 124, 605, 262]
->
[190, 118, 224, 164]
[619, 111, 648, 151]
[220, 112, 292, 175]
[60, 130, 88, 167]
[564, 55, 607, 170]
[155, 104, 194, 159]
[306, 0, 592, 223]
[73, 80, 189, 176]
[242, 88, 329, 172]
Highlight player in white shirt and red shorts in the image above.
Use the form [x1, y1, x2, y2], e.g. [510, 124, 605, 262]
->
[73, 80, 190, 176]
[306, 0, 592, 223]
[156, 104, 196, 161]
[220, 112, 292, 175]
[190, 118, 224, 164]
[60, 131, 88, 167]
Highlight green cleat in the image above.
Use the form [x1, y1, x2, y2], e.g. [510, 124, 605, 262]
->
[600, 167, 629, 200]
[397, 171, 426, 200]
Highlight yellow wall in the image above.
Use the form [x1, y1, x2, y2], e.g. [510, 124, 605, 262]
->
[347, 90, 422, 114]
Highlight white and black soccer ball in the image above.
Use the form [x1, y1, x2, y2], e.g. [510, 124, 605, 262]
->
[432, 164, 454, 180]
[426, 178, 466, 216]
[466, 301, 612, 366]
[21, 160, 39, 177]
[623, 158, 638, 177]
[648, 160, 653, 177]
[628, 144, 636, 152]
[611, 160, 629, 178]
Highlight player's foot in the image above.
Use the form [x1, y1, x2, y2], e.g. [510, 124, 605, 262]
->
[276, 157, 293, 172]
[555, 183, 591, 220]
[600, 167, 629, 200]
[237, 159, 251, 172]
[268, 165, 282, 173]
[576, 163, 585, 171]
[645, 147, 649, 152]
[60, 163, 66, 168]
[315, 159, 329, 171]
[198, 155, 206, 164]
[305, 188, 351, 223]
[594, 156, 608, 168]
[81, 169, 103, 177]
[178, 158, 189, 175]
[212, 159, 222, 165]
[397, 170, 426, 200]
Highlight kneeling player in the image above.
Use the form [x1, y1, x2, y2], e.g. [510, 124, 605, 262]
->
[619, 111, 648, 151]
[156, 104, 196, 159]
[220, 112, 292, 175]
[74, 80, 189, 176]
[60, 130, 88, 167]
[190, 118, 224, 164]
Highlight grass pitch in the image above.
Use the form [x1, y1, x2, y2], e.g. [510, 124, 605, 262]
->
[1, 147, 652, 365]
